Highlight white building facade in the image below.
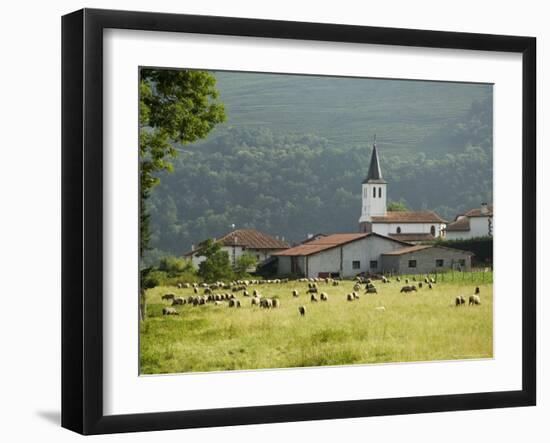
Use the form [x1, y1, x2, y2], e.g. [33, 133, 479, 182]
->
[274, 233, 409, 278]
[444, 203, 493, 240]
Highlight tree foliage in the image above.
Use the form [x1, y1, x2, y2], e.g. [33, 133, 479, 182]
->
[158, 256, 195, 276]
[197, 239, 234, 282]
[387, 200, 409, 212]
[139, 69, 226, 257]
[234, 252, 258, 278]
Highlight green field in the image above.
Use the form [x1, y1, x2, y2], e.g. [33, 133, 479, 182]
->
[140, 277, 493, 374]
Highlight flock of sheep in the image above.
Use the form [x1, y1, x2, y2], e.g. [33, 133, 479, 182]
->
[159, 275, 483, 317]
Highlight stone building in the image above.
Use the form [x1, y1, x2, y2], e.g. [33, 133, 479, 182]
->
[381, 244, 473, 274]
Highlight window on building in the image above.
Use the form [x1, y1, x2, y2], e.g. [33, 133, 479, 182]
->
[430, 225, 436, 236]
[352, 260, 361, 269]
[373, 187, 376, 198]
[458, 259, 466, 267]
[408, 260, 417, 268]
[436, 259, 444, 267]
[396, 226, 402, 234]
[370, 260, 378, 269]
[378, 187, 382, 198]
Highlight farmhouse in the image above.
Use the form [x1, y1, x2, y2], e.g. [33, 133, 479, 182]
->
[358, 139, 447, 242]
[273, 232, 409, 278]
[381, 244, 473, 274]
[444, 203, 493, 240]
[184, 228, 289, 269]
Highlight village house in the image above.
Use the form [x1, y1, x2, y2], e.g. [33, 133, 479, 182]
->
[274, 232, 472, 278]
[444, 203, 494, 240]
[358, 140, 447, 243]
[273, 232, 409, 278]
[184, 228, 289, 269]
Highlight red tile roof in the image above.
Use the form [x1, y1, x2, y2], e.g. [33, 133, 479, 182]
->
[273, 232, 410, 257]
[216, 229, 289, 249]
[273, 233, 369, 256]
[381, 245, 432, 256]
[388, 233, 436, 242]
[445, 217, 470, 232]
[371, 211, 446, 224]
[382, 244, 474, 256]
[464, 205, 493, 217]
[184, 229, 289, 256]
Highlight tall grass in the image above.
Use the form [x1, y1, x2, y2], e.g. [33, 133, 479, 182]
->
[140, 278, 493, 374]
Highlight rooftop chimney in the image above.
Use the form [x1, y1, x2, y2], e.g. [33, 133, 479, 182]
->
[480, 202, 489, 214]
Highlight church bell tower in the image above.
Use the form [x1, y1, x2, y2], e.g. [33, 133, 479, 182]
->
[359, 137, 387, 232]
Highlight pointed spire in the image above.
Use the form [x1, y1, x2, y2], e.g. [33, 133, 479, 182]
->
[363, 135, 386, 184]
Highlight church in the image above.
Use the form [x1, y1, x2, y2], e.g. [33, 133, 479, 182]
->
[272, 140, 476, 278]
[358, 140, 447, 243]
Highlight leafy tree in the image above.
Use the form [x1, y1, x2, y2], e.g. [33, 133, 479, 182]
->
[387, 200, 409, 212]
[197, 239, 234, 282]
[158, 256, 195, 276]
[139, 69, 226, 257]
[234, 252, 258, 278]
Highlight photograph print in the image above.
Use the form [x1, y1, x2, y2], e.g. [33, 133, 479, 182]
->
[139, 68, 493, 375]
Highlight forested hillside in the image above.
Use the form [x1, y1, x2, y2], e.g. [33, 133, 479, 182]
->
[144, 72, 492, 264]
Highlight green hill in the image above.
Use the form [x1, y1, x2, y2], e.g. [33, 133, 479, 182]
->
[212, 71, 492, 155]
[144, 70, 493, 262]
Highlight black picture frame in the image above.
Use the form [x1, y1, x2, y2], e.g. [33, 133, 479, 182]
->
[61, 8, 536, 435]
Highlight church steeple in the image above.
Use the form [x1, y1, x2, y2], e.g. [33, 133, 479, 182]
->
[359, 136, 387, 231]
[363, 136, 386, 184]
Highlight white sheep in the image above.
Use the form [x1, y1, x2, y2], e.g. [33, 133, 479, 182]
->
[469, 295, 481, 306]
[162, 307, 179, 316]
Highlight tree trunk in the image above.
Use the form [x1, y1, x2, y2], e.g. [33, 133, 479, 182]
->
[139, 288, 147, 321]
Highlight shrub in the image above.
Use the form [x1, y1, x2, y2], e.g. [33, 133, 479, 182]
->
[233, 252, 258, 278]
[158, 256, 195, 276]
[197, 239, 235, 282]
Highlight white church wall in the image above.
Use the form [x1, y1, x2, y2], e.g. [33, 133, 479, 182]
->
[359, 182, 387, 224]
[371, 223, 390, 236]
[371, 222, 445, 238]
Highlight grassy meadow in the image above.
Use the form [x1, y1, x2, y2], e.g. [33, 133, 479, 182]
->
[140, 276, 493, 375]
